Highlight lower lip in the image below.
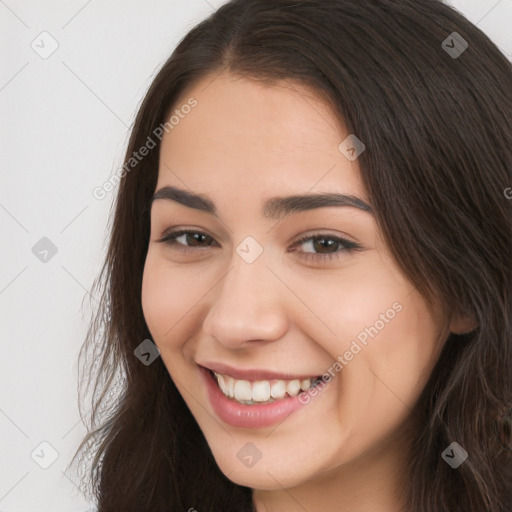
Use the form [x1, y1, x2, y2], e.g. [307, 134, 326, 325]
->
[200, 366, 314, 429]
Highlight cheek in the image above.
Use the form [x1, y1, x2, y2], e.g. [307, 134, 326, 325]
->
[293, 253, 443, 411]
[336, 297, 443, 459]
[292, 257, 444, 460]
[288, 252, 413, 357]
[367, 292, 444, 396]
[141, 254, 201, 344]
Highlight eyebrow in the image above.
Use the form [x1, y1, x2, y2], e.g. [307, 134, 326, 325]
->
[151, 186, 373, 219]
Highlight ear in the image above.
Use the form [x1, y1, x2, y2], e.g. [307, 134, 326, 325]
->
[449, 309, 478, 335]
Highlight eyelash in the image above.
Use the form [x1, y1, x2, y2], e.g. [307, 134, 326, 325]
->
[155, 228, 362, 262]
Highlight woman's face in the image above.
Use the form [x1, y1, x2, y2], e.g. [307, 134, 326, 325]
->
[141, 72, 450, 493]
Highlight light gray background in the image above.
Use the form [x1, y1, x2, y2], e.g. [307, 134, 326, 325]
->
[0, 1, 510, 511]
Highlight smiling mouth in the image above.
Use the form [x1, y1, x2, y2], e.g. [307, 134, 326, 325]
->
[209, 369, 323, 405]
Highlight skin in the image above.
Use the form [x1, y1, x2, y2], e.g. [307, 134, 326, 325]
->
[141, 72, 472, 512]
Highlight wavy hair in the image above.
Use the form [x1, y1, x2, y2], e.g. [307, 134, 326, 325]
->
[70, 1, 512, 510]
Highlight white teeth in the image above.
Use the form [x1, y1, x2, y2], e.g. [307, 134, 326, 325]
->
[252, 381, 271, 402]
[217, 374, 227, 395]
[213, 372, 317, 404]
[227, 376, 235, 399]
[286, 379, 301, 397]
[270, 380, 287, 399]
[300, 378, 311, 391]
[234, 380, 252, 401]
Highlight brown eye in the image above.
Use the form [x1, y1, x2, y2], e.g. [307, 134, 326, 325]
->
[156, 229, 216, 251]
[310, 237, 341, 253]
[180, 232, 213, 247]
[287, 233, 363, 263]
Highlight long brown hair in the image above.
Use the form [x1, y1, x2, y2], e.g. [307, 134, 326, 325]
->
[70, 1, 512, 510]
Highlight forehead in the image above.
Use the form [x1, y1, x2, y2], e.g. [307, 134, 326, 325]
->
[156, 72, 366, 204]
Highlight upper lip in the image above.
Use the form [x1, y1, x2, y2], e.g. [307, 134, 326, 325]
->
[198, 362, 321, 381]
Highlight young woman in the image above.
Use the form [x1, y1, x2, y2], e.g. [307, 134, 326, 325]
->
[72, 1, 512, 510]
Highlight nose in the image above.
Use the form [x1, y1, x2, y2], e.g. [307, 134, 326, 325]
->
[202, 251, 289, 349]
